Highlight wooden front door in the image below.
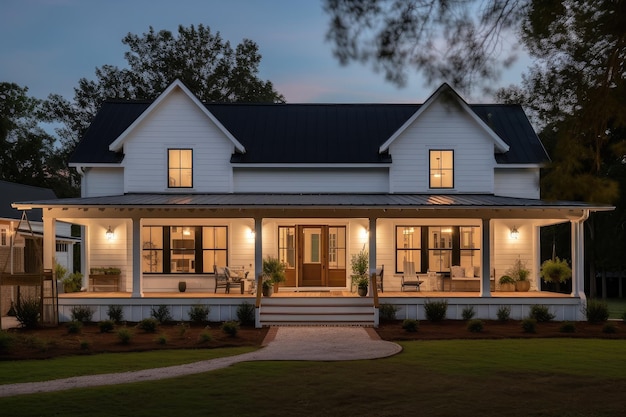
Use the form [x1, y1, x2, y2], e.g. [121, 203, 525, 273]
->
[297, 226, 347, 287]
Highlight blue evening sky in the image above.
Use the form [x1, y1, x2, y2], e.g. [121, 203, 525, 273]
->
[1, 0, 530, 104]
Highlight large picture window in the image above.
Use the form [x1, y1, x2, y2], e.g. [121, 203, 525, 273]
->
[168, 149, 193, 188]
[142, 226, 227, 273]
[396, 226, 421, 273]
[429, 150, 454, 188]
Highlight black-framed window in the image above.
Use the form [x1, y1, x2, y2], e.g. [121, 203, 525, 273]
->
[278, 226, 296, 269]
[168, 149, 193, 188]
[142, 226, 227, 273]
[428, 226, 454, 273]
[395, 226, 421, 273]
[429, 150, 454, 188]
[328, 226, 346, 270]
[0, 228, 7, 246]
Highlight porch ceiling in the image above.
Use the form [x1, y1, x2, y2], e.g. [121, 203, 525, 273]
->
[13, 193, 612, 220]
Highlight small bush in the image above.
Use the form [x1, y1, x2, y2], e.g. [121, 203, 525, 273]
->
[522, 318, 537, 333]
[424, 299, 448, 322]
[178, 322, 189, 338]
[156, 334, 168, 345]
[98, 320, 115, 333]
[402, 319, 419, 332]
[62, 272, 83, 293]
[496, 306, 511, 322]
[221, 321, 239, 337]
[584, 299, 609, 323]
[237, 302, 255, 326]
[602, 322, 617, 334]
[188, 304, 210, 324]
[79, 340, 91, 350]
[70, 305, 94, 323]
[15, 297, 41, 329]
[467, 319, 484, 333]
[0, 331, 15, 351]
[66, 320, 83, 334]
[461, 306, 475, 321]
[117, 327, 133, 345]
[560, 322, 576, 333]
[107, 305, 124, 323]
[150, 305, 172, 324]
[528, 305, 555, 322]
[622, 311, 626, 323]
[138, 318, 159, 333]
[198, 330, 213, 343]
[379, 303, 399, 321]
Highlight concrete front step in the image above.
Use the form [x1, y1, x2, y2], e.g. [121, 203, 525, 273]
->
[259, 296, 376, 326]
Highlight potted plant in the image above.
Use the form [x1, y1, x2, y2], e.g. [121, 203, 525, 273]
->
[506, 258, 531, 292]
[89, 267, 122, 291]
[540, 257, 572, 292]
[262, 256, 286, 296]
[498, 275, 516, 292]
[351, 248, 369, 296]
[178, 281, 187, 292]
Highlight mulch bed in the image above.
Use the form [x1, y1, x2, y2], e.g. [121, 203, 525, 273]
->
[1, 319, 625, 361]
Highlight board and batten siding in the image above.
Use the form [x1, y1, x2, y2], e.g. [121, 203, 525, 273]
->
[119, 89, 234, 193]
[494, 168, 540, 199]
[233, 168, 389, 193]
[82, 168, 124, 197]
[388, 99, 496, 193]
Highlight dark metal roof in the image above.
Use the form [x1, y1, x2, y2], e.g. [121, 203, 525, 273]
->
[0, 180, 57, 221]
[69, 100, 549, 166]
[13, 193, 610, 212]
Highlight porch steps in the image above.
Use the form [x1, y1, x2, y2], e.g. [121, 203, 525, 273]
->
[259, 296, 376, 326]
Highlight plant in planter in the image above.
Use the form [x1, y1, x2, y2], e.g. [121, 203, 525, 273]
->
[498, 275, 516, 291]
[262, 256, 286, 296]
[505, 258, 531, 292]
[178, 281, 187, 292]
[540, 257, 572, 292]
[351, 248, 369, 296]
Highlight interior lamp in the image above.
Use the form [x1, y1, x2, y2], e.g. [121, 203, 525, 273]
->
[105, 225, 114, 241]
[510, 226, 519, 240]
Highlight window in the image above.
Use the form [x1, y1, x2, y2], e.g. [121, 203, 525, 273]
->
[56, 243, 68, 252]
[429, 150, 454, 188]
[1, 228, 6, 246]
[428, 227, 453, 272]
[278, 227, 296, 269]
[460, 226, 481, 275]
[328, 227, 346, 270]
[396, 226, 421, 273]
[142, 226, 228, 273]
[168, 149, 193, 188]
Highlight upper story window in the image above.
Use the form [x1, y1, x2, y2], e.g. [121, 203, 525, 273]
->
[1, 228, 7, 246]
[168, 149, 193, 188]
[429, 150, 454, 189]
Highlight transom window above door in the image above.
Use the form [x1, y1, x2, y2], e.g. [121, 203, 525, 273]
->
[168, 149, 193, 188]
[429, 150, 454, 188]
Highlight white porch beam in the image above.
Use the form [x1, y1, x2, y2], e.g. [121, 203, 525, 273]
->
[481, 218, 491, 297]
[131, 217, 142, 297]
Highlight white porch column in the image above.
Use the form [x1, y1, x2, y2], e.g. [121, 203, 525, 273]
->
[481, 218, 491, 297]
[368, 217, 377, 295]
[131, 217, 142, 297]
[42, 216, 56, 271]
[254, 217, 263, 283]
[571, 215, 587, 297]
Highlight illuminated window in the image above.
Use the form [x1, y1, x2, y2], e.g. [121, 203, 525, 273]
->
[395, 226, 421, 273]
[168, 149, 193, 188]
[429, 150, 454, 188]
[1, 228, 7, 246]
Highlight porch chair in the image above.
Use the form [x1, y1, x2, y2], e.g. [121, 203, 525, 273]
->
[213, 265, 230, 293]
[224, 266, 247, 294]
[375, 265, 384, 292]
[401, 261, 423, 291]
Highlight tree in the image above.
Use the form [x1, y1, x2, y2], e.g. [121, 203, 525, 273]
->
[45, 24, 284, 176]
[324, 0, 525, 94]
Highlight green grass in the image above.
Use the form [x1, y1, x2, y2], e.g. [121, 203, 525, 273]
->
[604, 297, 626, 319]
[1, 340, 625, 416]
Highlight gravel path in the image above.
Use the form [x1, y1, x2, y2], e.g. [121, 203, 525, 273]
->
[0, 326, 401, 398]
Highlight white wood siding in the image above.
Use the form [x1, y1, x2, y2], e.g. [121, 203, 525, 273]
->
[82, 168, 124, 197]
[233, 168, 389, 193]
[120, 89, 234, 193]
[494, 168, 540, 199]
[492, 219, 537, 290]
[389, 99, 496, 193]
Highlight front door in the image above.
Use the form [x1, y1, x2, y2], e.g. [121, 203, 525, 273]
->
[296, 225, 346, 287]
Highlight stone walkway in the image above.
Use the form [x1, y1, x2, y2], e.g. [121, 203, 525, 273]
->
[0, 326, 402, 398]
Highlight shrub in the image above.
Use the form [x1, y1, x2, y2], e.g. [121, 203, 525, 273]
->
[188, 304, 210, 324]
[560, 322, 576, 333]
[62, 272, 83, 293]
[461, 306, 475, 321]
[15, 297, 41, 329]
[521, 318, 537, 333]
[178, 322, 189, 338]
[237, 302, 255, 326]
[79, 340, 91, 350]
[467, 319, 484, 333]
[70, 305, 94, 323]
[156, 334, 168, 345]
[138, 318, 159, 333]
[379, 303, 398, 321]
[402, 319, 419, 332]
[424, 299, 448, 322]
[496, 306, 511, 322]
[150, 305, 172, 324]
[221, 321, 239, 337]
[622, 311, 626, 323]
[98, 320, 115, 333]
[529, 305, 555, 322]
[66, 320, 83, 334]
[107, 305, 124, 323]
[117, 327, 133, 345]
[602, 323, 617, 334]
[198, 330, 213, 343]
[584, 299, 609, 323]
[0, 331, 15, 351]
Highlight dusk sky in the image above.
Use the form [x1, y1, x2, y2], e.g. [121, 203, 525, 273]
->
[1, 0, 530, 104]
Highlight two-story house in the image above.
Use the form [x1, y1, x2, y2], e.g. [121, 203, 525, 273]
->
[13, 80, 611, 326]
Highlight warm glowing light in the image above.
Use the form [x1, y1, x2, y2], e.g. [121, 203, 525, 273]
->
[105, 226, 114, 241]
[510, 226, 519, 240]
[247, 228, 255, 239]
[183, 227, 191, 236]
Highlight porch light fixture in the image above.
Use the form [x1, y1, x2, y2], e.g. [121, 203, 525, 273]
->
[247, 228, 255, 239]
[105, 225, 114, 241]
[510, 226, 519, 240]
